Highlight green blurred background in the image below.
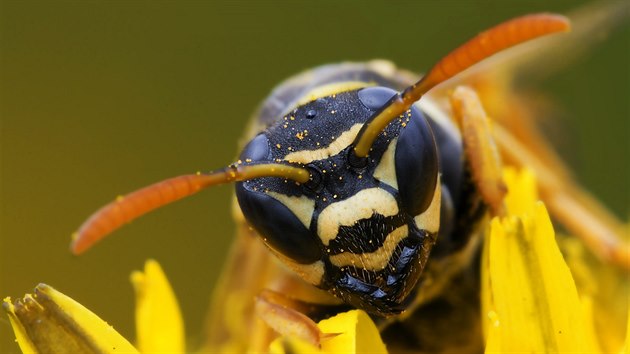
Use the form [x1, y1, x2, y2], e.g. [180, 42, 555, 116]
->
[1, 1, 628, 351]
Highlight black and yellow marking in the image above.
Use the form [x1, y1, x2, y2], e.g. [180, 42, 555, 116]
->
[235, 80, 452, 315]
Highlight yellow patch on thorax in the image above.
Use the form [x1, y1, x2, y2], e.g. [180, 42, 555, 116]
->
[294, 81, 371, 107]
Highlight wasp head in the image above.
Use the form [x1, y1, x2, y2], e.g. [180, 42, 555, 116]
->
[236, 87, 441, 315]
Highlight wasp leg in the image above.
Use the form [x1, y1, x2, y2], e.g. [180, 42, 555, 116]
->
[203, 200, 343, 352]
[492, 124, 630, 270]
[202, 222, 280, 352]
[449, 86, 629, 269]
[255, 289, 347, 348]
[449, 86, 508, 216]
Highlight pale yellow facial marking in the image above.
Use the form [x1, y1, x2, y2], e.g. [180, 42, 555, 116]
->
[413, 182, 441, 234]
[285, 260, 325, 286]
[283, 124, 363, 164]
[295, 81, 370, 107]
[329, 225, 408, 271]
[373, 138, 398, 189]
[271, 249, 325, 286]
[317, 188, 398, 245]
[266, 191, 315, 228]
[292, 260, 326, 286]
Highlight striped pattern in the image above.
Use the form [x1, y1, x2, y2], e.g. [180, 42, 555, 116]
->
[329, 225, 408, 270]
[317, 188, 399, 246]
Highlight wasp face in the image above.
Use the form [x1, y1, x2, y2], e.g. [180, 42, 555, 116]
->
[236, 87, 440, 315]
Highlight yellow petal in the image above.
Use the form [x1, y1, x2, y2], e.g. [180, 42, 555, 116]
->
[130, 259, 185, 354]
[622, 300, 630, 354]
[318, 310, 387, 354]
[269, 336, 320, 354]
[484, 189, 599, 352]
[580, 296, 604, 353]
[4, 297, 38, 354]
[480, 216, 493, 341]
[560, 232, 629, 351]
[268, 310, 388, 354]
[502, 167, 537, 216]
[3, 284, 138, 353]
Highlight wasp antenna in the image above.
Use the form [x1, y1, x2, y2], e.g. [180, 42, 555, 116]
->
[351, 13, 571, 158]
[70, 163, 310, 254]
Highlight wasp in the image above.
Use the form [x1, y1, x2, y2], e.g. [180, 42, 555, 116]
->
[70, 12, 628, 353]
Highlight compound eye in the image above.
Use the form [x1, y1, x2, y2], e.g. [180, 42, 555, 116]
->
[236, 134, 321, 263]
[395, 107, 439, 216]
[235, 185, 321, 263]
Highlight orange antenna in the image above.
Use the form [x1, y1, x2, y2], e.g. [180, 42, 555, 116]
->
[71, 163, 310, 254]
[351, 13, 571, 159]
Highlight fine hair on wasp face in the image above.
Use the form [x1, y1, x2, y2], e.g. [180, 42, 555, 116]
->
[71, 13, 571, 261]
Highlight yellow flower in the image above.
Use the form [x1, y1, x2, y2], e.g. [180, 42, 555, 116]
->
[269, 310, 388, 354]
[482, 168, 629, 353]
[130, 260, 185, 353]
[3, 169, 628, 353]
[3, 260, 184, 354]
[3, 284, 138, 354]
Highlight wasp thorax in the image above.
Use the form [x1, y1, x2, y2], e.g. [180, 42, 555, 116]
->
[235, 87, 440, 315]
